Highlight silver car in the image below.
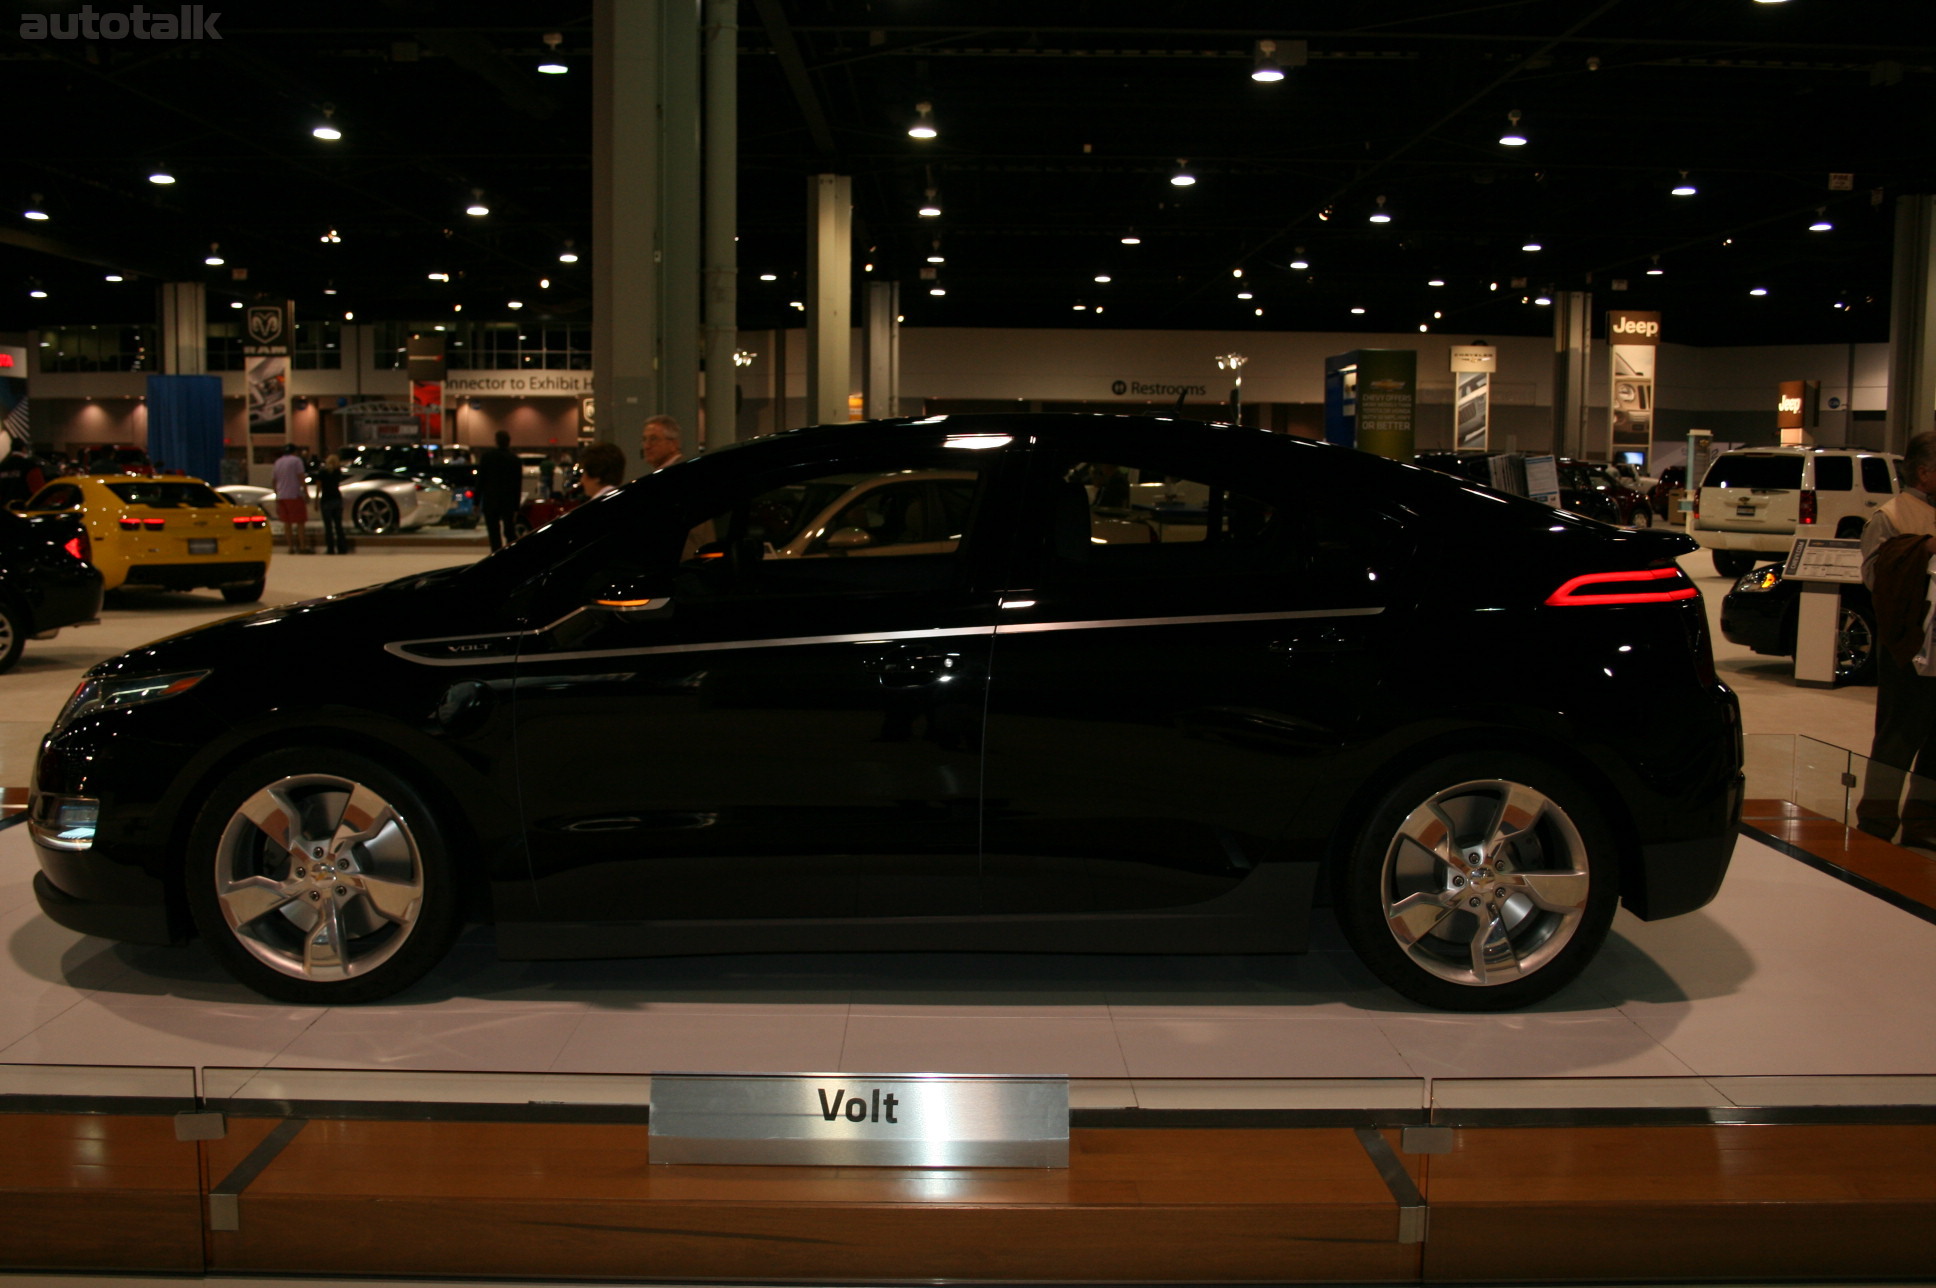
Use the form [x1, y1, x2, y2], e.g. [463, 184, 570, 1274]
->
[218, 475, 452, 535]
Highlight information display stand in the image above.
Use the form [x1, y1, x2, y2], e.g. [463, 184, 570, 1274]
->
[1782, 537, 1864, 687]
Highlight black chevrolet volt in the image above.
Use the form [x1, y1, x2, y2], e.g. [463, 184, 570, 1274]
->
[31, 415, 1743, 1010]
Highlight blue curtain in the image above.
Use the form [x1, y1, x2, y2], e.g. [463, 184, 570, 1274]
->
[145, 375, 223, 484]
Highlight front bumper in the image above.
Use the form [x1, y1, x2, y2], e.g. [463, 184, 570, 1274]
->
[33, 869, 182, 945]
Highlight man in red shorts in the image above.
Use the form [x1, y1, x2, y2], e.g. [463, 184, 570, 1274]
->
[271, 442, 313, 554]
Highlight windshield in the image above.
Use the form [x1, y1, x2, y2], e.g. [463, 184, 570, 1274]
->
[105, 481, 225, 507]
[1703, 454, 1802, 490]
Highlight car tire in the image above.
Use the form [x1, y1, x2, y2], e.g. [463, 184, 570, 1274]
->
[1334, 754, 1619, 1011]
[353, 493, 400, 535]
[0, 597, 26, 673]
[1630, 506, 1654, 528]
[1713, 551, 1756, 579]
[221, 577, 266, 604]
[1838, 601, 1879, 685]
[184, 748, 460, 1004]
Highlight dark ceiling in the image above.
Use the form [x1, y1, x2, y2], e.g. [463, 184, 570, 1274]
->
[4, 1, 1933, 348]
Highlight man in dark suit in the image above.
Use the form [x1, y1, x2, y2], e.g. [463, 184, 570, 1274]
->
[476, 429, 523, 552]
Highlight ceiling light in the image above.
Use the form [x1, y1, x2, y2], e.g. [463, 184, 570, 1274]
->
[789, 300, 804, 310]
[928, 239, 945, 265]
[508, 300, 524, 309]
[319, 228, 342, 243]
[229, 300, 242, 309]
[1236, 291, 1253, 300]
[537, 61, 567, 74]
[1251, 39, 1285, 83]
[204, 243, 225, 266]
[466, 189, 489, 216]
[28, 288, 47, 299]
[1094, 274, 1111, 283]
[558, 240, 579, 263]
[540, 277, 551, 288]
[1522, 241, 1543, 252]
[918, 188, 941, 217]
[1350, 307, 1367, 315]
[1647, 266, 1665, 276]
[1427, 278, 1445, 286]
[343, 310, 354, 321]
[1121, 229, 1141, 245]
[1072, 303, 1087, 311]
[908, 101, 937, 140]
[322, 282, 337, 294]
[23, 196, 49, 220]
[1671, 171, 1697, 196]
[759, 272, 778, 281]
[104, 274, 124, 282]
[148, 166, 175, 184]
[1500, 109, 1527, 147]
[1810, 208, 1833, 231]
[1419, 324, 1429, 333]
[928, 286, 946, 296]
[312, 124, 342, 140]
[1368, 195, 1392, 224]
[1289, 257, 1310, 270]
[539, 31, 567, 73]
[1749, 287, 1769, 296]
[1231, 267, 1244, 278]
[1534, 295, 1553, 306]
[428, 271, 450, 282]
[1170, 159, 1196, 187]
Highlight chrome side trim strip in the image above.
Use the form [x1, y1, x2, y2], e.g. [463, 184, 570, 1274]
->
[381, 607, 1384, 667]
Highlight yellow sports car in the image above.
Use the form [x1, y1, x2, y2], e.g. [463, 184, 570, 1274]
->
[14, 473, 272, 602]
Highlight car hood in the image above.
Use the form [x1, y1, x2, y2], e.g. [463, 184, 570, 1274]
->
[88, 565, 484, 680]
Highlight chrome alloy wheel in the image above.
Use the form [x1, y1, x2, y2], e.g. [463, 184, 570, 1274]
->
[1379, 779, 1591, 987]
[211, 773, 426, 983]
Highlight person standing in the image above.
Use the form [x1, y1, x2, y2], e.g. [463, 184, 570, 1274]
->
[1856, 430, 1936, 842]
[577, 441, 625, 500]
[476, 429, 523, 553]
[641, 415, 686, 473]
[316, 453, 348, 554]
[271, 442, 312, 554]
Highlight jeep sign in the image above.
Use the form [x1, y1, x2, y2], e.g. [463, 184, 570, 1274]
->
[1607, 311, 1661, 343]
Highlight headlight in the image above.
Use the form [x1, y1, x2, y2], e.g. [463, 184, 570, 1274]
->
[1733, 567, 1782, 594]
[57, 669, 211, 728]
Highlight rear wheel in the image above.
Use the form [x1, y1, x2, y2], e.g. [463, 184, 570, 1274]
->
[0, 598, 25, 673]
[221, 576, 266, 604]
[353, 493, 400, 535]
[1712, 550, 1756, 579]
[1335, 754, 1619, 1011]
[185, 749, 460, 1004]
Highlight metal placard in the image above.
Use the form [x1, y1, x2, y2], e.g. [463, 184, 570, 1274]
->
[1783, 536, 1864, 584]
[649, 1072, 1070, 1168]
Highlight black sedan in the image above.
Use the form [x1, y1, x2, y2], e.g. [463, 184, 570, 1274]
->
[0, 509, 104, 672]
[1720, 561, 1877, 684]
[30, 415, 1744, 1011]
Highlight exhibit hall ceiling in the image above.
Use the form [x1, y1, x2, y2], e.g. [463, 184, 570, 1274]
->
[3, 1, 1932, 345]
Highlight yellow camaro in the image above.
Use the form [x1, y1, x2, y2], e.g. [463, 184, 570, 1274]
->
[14, 473, 272, 602]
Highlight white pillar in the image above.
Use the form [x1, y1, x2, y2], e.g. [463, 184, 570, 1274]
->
[1888, 194, 1936, 452]
[805, 174, 853, 425]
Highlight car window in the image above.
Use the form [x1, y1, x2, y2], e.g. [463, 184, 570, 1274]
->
[1036, 453, 1285, 583]
[26, 483, 84, 510]
[104, 481, 224, 508]
[1862, 457, 1894, 493]
[1813, 456, 1853, 491]
[1703, 454, 1801, 490]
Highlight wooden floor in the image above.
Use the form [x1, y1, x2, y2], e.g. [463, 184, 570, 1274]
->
[1741, 797, 1936, 920]
[4, 1109, 1935, 1282]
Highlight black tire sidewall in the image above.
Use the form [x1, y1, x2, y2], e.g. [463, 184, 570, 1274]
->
[1713, 551, 1755, 579]
[355, 496, 397, 534]
[1334, 753, 1620, 1011]
[184, 747, 460, 1004]
[0, 598, 24, 673]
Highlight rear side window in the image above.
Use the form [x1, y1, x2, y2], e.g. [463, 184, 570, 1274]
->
[27, 483, 84, 510]
[1812, 456, 1853, 491]
[1862, 458, 1895, 493]
[1703, 454, 1802, 490]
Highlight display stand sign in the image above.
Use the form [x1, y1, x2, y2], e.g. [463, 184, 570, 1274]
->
[1607, 310, 1659, 465]
[1783, 536, 1864, 687]
[1450, 344, 1495, 451]
[649, 1072, 1069, 1168]
[1523, 454, 1560, 507]
[244, 300, 292, 440]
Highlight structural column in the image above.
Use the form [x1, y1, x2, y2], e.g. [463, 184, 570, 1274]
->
[659, 0, 702, 443]
[1551, 290, 1592, 459]
[593, 0, 661, 476]
[805, 174, 853, 426]
[1887, 194, 1936, 453]
[157, 282, 206, 374]
[701, 0, 739, 448]
[863, 281, 899, 420]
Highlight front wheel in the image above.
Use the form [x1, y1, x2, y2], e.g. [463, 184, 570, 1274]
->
[0, 597, 25, 673]
[1837, 602, 1878, 685]
[353, 493, 400, 535]
[1713, 550, 1756, 579]
[1335, 754, 1619, 1011]
[185, 749, 460, 1004]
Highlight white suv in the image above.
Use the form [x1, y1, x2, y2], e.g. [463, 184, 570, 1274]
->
[1693, 445, 1900, 578]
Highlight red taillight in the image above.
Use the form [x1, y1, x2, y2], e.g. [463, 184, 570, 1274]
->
[465, 489, 475, 499]
[119, 516, 164, 530]
[1546, 566, 1700, 606]
[232, 515, 267, 528]
[63, 532, 89, 562]
[1799, 489, 1817, 524]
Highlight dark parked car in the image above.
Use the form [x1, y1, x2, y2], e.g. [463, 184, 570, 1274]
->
[31, 415, 1743, 1011]
[0, 509, 104, 672]
[1720, 560, 1877, 684]
[1558, 459, 1654, 527]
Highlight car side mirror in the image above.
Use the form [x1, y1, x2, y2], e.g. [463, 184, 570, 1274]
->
[826, 527, 873, 551]
[591, 576, 674, 617]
